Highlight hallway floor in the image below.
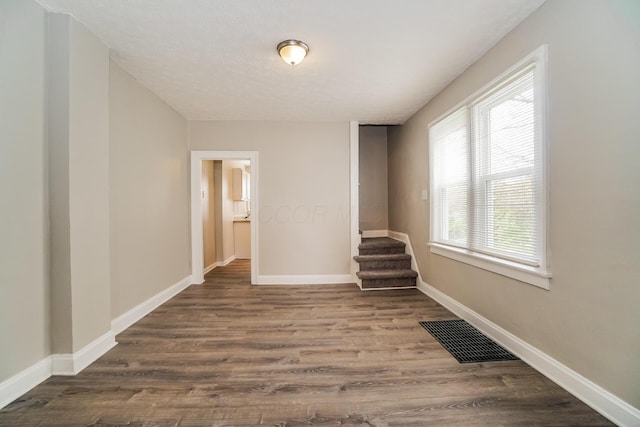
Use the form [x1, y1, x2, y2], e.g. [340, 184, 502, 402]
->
[0, 260, 612, 426]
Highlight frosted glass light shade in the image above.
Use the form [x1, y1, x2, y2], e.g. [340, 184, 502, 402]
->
[277, 40, 309, 65]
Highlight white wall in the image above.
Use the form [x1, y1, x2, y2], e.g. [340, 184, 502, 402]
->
[0, 0, 50, 382]
[359, 126, 388, 231]
[109, 60, 190, 318]
[387, 0, 640, 408]
[189, 121, 351, 277]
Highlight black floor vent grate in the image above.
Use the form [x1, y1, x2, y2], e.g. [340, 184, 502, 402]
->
[419, 319, 519, 363]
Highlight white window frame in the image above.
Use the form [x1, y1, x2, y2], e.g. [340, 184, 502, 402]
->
[428, 45, 550, 289]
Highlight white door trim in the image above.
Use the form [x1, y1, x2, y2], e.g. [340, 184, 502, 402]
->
[190, 151, 259, 284]
[349, 121, 361, 286]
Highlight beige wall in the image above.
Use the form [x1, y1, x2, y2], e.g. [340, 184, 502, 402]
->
[0, 0, 50, 382]
[202, 160, 216, 269]
[109, 61, 191, 318]
[0, 1, 191, 388]
[359, 126, 388, 231]
[231, 160, 250, 218]
[210, 160, 235, 264]
[189, 121, 351, 276]
[47, 14, 112, 353]
[67, 17, 112, 352]
[213, 161, 224, 262]
[388, 0, 640, 406]
[47, 13, 73, 355]
[221, 161, 236, 262]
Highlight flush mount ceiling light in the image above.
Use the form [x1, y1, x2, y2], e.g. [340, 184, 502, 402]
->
[277, 40, 309, 66]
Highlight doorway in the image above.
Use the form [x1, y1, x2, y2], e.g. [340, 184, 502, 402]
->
[190, 151, 258, 285]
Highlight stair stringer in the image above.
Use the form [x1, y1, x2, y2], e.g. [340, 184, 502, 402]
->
[352, 233, 363, 289]
[387, 230, 426, 287]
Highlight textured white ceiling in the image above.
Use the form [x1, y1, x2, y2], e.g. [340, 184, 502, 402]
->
[35, 0, 545, 124]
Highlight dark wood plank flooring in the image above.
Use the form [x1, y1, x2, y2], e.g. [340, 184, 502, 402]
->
[1, 260, 612, 426]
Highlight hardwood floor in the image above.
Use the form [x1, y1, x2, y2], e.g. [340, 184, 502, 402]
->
[1, 260, 612, 426]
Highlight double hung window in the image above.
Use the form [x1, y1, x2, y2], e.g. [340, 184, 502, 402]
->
[429, 46, 550, 288]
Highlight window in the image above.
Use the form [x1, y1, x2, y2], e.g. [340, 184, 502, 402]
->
[429, 46, 550, 289]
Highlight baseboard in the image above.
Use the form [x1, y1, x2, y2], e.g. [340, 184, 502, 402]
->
[51, 330, 117, 376]
[256, 274, 354, 285]
[203, 263, 217, 275]
[218, 255, 235, 267]
[111, 275, 193, 335]
[0, 357, 51, 409]
[1, 332, 117, 409]
[201, 257, 236, 279]
[390, 229, 639, 426]
[361, 286, 416, 291]
[417, 280, 639, 426]
[2, 273, 192, 409]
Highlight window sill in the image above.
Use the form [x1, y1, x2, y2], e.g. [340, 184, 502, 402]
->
[428, 243, 551, 290]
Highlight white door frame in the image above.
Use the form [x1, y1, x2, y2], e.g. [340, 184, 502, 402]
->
[349, 121, 360, 284]
[190, 151, 259, 284]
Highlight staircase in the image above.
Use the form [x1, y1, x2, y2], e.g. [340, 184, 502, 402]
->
[354, 237, 418, 290]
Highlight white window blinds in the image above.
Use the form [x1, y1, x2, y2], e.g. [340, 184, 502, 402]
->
[472, 67, 539, 266]
[429, 46, 548, 283]
[430, 108, 469, 248]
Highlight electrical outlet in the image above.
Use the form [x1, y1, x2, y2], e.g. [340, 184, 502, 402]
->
[421, 190, 429, 201]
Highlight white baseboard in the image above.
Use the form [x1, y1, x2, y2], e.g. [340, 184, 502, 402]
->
[361, 286, 416, 291]
[49, 354, 74, 376]
[202, 256, 239, 276]
[111, 275, 193, 335]
[203, 263, 217, 275]
[354, 276, 363, 289]
[1, 331, 117, 409]
[51, 330, 117, 376]
[1, 273, 192, 409]
[361, 229, 389, 238]
[256, 274, 354, 285]
[219, 255, 235, 267]
[0, 357, 51, 409]
[387, 229, 640, 426]
[417, 280, 639, 426]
